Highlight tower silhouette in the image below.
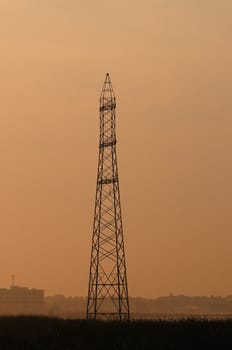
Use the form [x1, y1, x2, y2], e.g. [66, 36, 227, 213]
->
[87, 74, 130, 320]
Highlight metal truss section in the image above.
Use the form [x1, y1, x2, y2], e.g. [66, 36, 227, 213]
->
[87, 74, 130, 321]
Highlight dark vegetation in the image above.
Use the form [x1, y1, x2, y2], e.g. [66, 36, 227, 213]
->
[0, 316, 232, 349]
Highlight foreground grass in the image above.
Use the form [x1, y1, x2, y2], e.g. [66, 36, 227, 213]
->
[0, 316, 231, 349]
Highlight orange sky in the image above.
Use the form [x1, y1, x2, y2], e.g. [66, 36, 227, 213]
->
[0, 0, 231, 297]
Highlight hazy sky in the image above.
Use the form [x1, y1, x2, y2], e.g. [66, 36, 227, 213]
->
[0, 0, 231, 297]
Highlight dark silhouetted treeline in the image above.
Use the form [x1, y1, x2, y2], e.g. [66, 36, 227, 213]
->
[0, 316, 232, 349]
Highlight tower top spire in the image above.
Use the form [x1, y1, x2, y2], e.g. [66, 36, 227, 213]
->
[100, 73, 115, 101]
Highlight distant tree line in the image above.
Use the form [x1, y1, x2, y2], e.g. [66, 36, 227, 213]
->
[43, 294, 232, 319]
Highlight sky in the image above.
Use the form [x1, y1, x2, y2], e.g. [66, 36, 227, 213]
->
[0, 0, 231, 297]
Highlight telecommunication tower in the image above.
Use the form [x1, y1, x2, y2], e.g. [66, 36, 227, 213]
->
[87, 74, 130, 320]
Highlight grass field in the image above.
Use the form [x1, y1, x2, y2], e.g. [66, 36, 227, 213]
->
[0, 316, 231, 349]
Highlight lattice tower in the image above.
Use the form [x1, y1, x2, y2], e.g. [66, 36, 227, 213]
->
[87, 74, 130, 320]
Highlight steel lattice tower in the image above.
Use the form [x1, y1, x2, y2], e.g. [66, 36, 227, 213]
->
[87, 74, 130, 321]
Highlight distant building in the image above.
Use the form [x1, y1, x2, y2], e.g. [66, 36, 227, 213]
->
[0, 285, 44, 315]
[0, 285, 44, 304]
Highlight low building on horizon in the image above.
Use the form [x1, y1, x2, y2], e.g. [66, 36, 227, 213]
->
[0, 284, 44, 315]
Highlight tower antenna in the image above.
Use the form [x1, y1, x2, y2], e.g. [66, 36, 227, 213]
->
[11, 274, 15, 287]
